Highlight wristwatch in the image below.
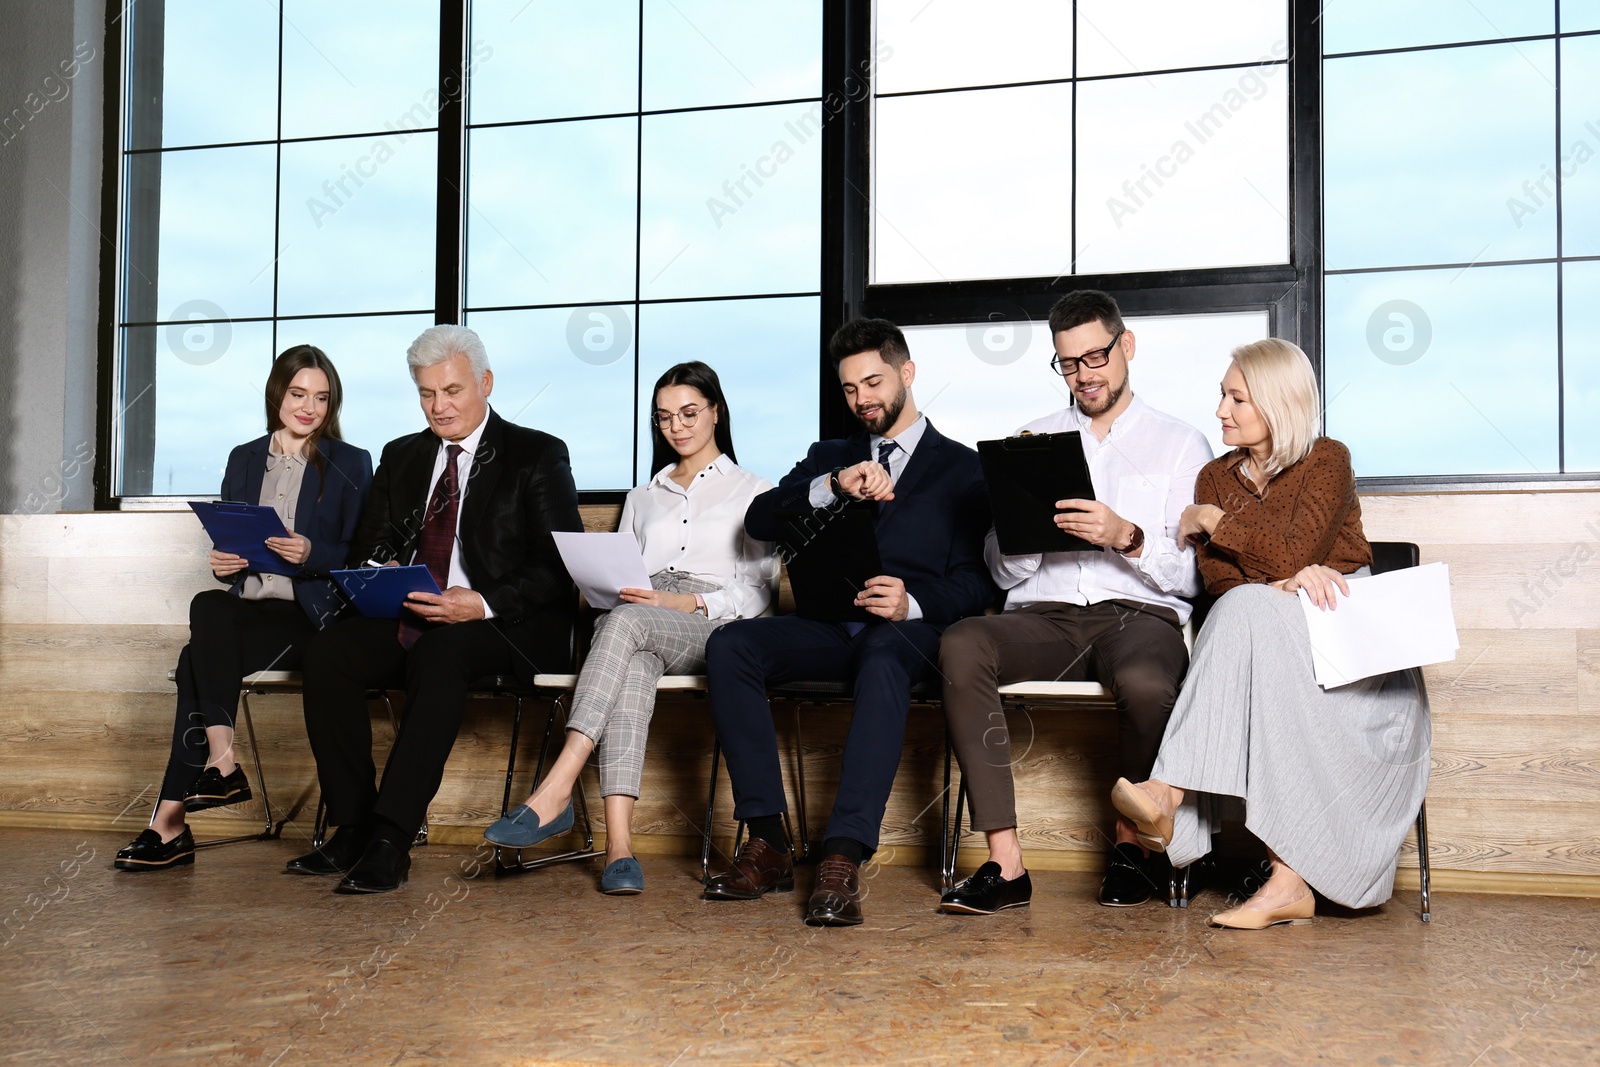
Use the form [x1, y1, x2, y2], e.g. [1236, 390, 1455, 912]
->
[1116, 523, 1145, 556]
[693, 593, 707, 616]
[829, 465, 847, 500]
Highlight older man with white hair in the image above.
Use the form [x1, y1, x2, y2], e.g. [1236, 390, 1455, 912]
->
[289, 324, 582, 893]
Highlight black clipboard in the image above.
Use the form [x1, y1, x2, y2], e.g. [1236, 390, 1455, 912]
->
[780, 502, 884, 624]
[978, 432, 1101, 555]
[188, 501, 296, 576]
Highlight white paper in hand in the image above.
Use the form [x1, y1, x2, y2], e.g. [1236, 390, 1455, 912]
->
[1299, 562, 1460, 689]
[552, 531, 654, 610]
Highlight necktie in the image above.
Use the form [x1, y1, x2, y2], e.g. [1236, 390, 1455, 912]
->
[878, 439, 897, 478]
[399, 443, 463, 649]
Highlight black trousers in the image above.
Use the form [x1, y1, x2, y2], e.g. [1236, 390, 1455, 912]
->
[301, 616, 564, 836]
[704, 615, 944, 852]
[159, 590, 315, 802]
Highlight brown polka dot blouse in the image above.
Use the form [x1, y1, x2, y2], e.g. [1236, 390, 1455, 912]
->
[1197, 437, 1372, 595]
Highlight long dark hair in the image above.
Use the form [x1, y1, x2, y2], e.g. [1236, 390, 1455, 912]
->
[264, 344, 345, 494]
[649, 361, 736, 475]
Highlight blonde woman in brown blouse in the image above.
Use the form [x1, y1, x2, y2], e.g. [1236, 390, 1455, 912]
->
[1111, 339, 1429, 928]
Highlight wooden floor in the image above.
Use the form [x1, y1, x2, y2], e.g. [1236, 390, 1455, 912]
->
[3, 829, 1597, 1065]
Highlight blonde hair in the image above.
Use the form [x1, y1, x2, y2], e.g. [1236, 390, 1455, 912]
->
[1230, 338, 1320, 481]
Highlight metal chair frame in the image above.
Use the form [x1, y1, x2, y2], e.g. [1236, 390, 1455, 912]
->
[485, 675, 602, 875]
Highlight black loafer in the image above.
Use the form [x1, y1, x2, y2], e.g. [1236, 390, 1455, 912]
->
[115, 827, 195, 871]
[336, 838, 411, 894]
[939, 861, 1032, 915]
[182, 766, 252, 812]
[286, 826, 370, 876]
[1099, 842, 1165, 907]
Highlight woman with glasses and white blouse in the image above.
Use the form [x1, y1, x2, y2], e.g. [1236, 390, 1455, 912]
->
[484, 361, 777, 894]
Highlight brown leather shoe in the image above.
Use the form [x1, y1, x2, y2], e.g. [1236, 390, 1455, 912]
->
[703, 836, 794, 900]
[805, 854, 863, 926]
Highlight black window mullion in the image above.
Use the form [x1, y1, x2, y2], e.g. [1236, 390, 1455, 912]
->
[436, 0, 468, 326]
[1290, 0, 1324, 383]
[820, 0, 872, 441]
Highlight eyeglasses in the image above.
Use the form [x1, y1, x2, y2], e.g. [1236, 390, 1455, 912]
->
[653, 406, 703, 429]
[1050, 330, 1123, 376]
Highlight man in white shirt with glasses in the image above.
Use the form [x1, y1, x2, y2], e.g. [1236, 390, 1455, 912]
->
[938, 289, 1213, 915]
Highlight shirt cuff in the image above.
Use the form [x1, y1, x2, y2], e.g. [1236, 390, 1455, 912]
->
[477, 591, 495, 620]
[808, 472, 836, 509]
[904, 593, 923, 622]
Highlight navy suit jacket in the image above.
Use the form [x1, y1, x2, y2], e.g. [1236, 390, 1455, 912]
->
[219, 434, 374, 629]
[745, 420, 994, 627]
[350, 409, 583, 675]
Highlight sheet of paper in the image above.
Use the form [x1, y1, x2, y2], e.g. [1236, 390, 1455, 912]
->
[1299, 562, 1459, 688]
[553, 531, 653, 610]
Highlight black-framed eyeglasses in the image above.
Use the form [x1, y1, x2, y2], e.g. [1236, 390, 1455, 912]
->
[1050, 330, 1123, 376]
[652, 406, 703, 429]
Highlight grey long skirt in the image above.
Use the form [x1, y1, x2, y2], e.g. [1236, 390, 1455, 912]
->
[1151, 582, 1431, 908]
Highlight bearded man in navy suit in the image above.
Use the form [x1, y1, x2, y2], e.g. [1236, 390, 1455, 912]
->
[703, 318, 993, 926]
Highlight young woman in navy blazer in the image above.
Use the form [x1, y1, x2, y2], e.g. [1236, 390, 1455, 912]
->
[116, 345, 373, 871]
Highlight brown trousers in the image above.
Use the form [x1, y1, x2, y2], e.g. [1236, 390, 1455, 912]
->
[939, 600, 1189, 832]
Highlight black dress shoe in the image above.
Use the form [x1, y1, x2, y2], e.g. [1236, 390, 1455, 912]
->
[182, 766, 252, 812]
[285, 826, 370, 876]
[939, 861, 1032, 915]
[336, 838, 411, 894]
[1099, 842, 1166, 907]
[115, 827, 195, 871]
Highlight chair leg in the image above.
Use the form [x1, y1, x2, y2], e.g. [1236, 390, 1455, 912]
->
[191, 689, 281, 849]
[701, 740, 721, 885]
[502, 691, 525, 816]
[940, 734, 956, 892]
[493, 690, 600, 876]
[1168, 864, 1191, 908]
[1416, 800, 1431, 923]
[790, 702, 810, 862]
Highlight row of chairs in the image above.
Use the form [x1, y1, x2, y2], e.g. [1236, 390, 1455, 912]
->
[173, 542, 1432, 919]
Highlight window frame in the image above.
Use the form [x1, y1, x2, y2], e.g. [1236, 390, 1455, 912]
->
[95, 0, 1600, 507]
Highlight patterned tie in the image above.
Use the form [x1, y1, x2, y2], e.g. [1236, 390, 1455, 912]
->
[399, 443, 463, 649]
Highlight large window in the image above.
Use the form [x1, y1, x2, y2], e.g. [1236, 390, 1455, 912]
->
[1322, 2, 1600, 480]
[111, 1, 822, 499]
[106, 1, 1600, 502]
[857, 0, 1306, 453]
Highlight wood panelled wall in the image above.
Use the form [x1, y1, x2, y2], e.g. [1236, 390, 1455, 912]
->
[0, 491, 1596, 895]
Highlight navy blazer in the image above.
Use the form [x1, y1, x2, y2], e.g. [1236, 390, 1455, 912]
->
[745, 420, 995, 627]
[350, 409, 583, 675]
[219, 434, 374, 629]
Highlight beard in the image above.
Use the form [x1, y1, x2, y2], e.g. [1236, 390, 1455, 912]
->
[1074, 374, 1127, 416]
[855, 382, 908, 435]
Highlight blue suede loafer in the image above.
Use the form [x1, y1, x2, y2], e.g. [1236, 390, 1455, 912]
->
[601, 856, 644, 895]
[483, 801, 574, 848]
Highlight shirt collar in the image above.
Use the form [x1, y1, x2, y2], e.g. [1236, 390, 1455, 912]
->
[1063, 394, 1146, 439]
[439, 407, 491, 458]
[267, 435, 308, 467]
[649, 451, 735, 489]
[872, 413, 928, 458]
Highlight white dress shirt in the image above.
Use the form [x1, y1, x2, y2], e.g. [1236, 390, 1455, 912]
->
[806, 414, 930, 621]
[987, 397, 1213, 623]
[619, 453, 778, 622]
[416, 409, 494, 618]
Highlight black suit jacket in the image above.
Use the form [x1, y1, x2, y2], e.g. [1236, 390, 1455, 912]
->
[745, 420, 994, 626]
[351, 409, 583, 674]
[220, 434, 373, 629]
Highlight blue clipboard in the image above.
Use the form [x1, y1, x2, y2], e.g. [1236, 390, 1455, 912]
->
[188, 501, 296, 577]
[329, 566, 443, 619]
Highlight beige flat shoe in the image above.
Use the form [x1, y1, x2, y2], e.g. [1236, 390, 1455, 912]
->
[1110, 777, 1173, 853]
[1210, 892, 1315, 929]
